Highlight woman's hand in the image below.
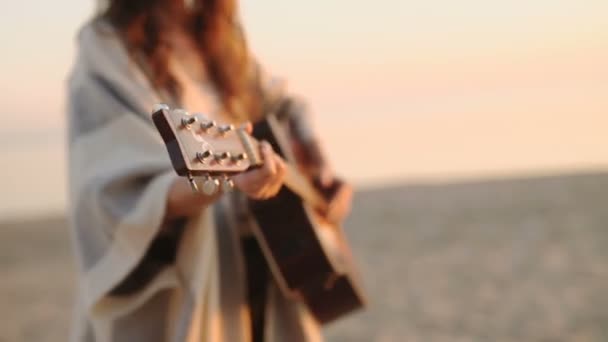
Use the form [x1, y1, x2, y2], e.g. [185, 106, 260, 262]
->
[292, 138, 353, 224]
[233, 141, 287, 200]
[317, 168, 354, 224]
[327, 182, 353, 224]
[165, 141, 285, 220]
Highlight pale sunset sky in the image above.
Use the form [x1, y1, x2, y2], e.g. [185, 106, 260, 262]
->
[0, 0, 607, 218]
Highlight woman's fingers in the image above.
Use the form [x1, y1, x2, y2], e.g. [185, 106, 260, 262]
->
[251, 142, 278, 198]
[254, 152, 286, 199]
[318, 164, 334, 188]
[242, 122, 253, 134]
[262, 154, 286, 197]
[260, 141, 277, 176]
[323, 182, 354, 223]
[232, 141, 286, 200]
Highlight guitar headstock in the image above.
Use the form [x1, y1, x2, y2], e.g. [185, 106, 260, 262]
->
[151, 104, 262, 194]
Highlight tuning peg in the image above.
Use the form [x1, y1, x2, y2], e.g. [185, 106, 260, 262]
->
[200, 120, 217, 132]
[218, 124, 235, 135]
[202, 176, 220, 196]
[221, 176, 234, 193]
[215, 152, 232, 164]
[187, 173, 199, 193]
[232, 153, 248, 163]
[152, 103, 170, 113]
[196, 150, 213, 163]
[181, 115, 198, 128]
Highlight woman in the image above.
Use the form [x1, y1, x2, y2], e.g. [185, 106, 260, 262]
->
[67, 0, 352, 341]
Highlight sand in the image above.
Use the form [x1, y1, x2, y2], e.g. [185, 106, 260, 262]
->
[2, 172, 608, 341]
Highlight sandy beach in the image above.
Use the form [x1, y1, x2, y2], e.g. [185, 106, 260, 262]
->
[2, 172, 608, 341]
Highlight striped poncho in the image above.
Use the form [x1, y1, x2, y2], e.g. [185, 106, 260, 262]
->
[67, 19, 322, 342]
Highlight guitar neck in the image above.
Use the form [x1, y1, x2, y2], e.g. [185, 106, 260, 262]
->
[283, 162, 328, 211]
[237, 126, 328, 210]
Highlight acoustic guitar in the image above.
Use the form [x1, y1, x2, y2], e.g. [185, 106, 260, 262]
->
[151, 104, 366, 324]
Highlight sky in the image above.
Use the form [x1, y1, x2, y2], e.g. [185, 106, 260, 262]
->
[0, 0, 607, 218]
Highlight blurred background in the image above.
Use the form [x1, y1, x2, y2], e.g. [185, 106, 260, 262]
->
[1, 0, 607, 341]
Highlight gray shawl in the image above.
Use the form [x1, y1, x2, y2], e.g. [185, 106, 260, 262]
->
[66, 19, 321, 342]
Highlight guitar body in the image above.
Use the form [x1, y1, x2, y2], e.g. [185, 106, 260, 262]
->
[249, 117, 366, 324]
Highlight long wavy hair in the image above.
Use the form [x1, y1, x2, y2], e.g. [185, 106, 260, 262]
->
[104, 0, 260, 120]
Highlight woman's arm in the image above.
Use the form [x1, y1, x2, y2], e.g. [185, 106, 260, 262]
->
[275, 97, 354, 224]
[252, 61, 353, 223]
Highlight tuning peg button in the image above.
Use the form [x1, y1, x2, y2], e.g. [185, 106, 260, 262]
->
[187, 173, 199, 192]
[202, 177, 220, 196]
[221, 177, 234, 193]
[152, 103, 170, 113]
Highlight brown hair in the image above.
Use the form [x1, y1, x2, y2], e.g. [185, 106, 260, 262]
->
[104, 0, 260, 120]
